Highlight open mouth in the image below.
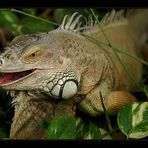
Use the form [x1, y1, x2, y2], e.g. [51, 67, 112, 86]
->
[0, 70, 35, 85]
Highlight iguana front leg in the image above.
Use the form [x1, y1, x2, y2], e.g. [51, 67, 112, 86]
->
[78, 61, 136, 116]
[79, 83, 137, 116]
[78, 78, 114, 116]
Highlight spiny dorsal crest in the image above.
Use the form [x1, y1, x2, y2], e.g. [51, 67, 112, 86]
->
[58, 12, 83, 32]
[99, 9, 126, 26]
[58, 11, 96, 33]
[58, 9, 127, 33]
[85, 9, 128, 34]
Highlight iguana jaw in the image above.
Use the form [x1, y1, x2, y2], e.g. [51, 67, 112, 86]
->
[0, 67, 80, 100]
[0, 69, 38, 86]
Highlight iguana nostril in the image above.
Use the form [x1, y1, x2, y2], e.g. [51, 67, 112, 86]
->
[58, 56, 63, 64]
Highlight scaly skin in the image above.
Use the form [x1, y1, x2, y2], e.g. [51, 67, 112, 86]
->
[9, 91, 76, 139]
[0, 9, 147, 139]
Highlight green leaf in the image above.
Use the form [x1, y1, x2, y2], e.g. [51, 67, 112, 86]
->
[20, 17, 54, 34]
[0, 10, 22, 35]
[89, 122, 102, 139]
[22, 9, 36, 15]
[0, 10, 18, 24]
[117, 103, 133, 136]
[75, 117, 89, 139]
[46, 115, 77, 139]
[117, 102, 148, 139]
[84, 122, 112, 140]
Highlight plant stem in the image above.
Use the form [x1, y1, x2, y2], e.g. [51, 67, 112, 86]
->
[0, 8, 59, 26]
[99, 92, 114, 132]
[90, 9, 111, 46]
[84, 9, 148, 94]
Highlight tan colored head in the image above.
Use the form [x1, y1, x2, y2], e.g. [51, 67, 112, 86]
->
[0, 31, 80, 99]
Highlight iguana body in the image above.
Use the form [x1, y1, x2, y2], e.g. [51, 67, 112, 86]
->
[0, 9, 147, 139]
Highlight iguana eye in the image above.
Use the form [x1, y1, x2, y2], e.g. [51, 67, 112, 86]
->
[29, 50, 41, 58]
[27, 50, 41, 59]
[22, 49, 43, 63]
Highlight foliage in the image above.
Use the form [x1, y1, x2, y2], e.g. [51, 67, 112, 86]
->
[0, 8, 147, 140]
[117, 102, 148, 139]
[46, 115, 77, 139]
[0, 9, 55, 36]
[44, 115, 112, 140]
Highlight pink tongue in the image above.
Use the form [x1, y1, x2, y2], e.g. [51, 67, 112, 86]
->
[0, 71, 32, 84]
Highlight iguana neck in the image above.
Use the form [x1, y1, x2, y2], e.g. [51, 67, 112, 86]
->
[10, 90, 76, 139]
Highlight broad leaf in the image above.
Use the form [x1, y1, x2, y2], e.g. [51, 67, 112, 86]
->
[0, 10, 22, 35]
[88, 122, 102, 139]
[20, 17, 54, 34]
[46, 115, 76, 139]
[117, 102, 148, 139]
[85, 122, 112, 139]
[76, 117, 89, 139]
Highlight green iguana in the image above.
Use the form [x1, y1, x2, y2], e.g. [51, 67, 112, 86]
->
[0, 9, 148, 139]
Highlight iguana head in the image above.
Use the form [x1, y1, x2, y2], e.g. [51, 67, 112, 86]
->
[0, 31, 80, 99]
